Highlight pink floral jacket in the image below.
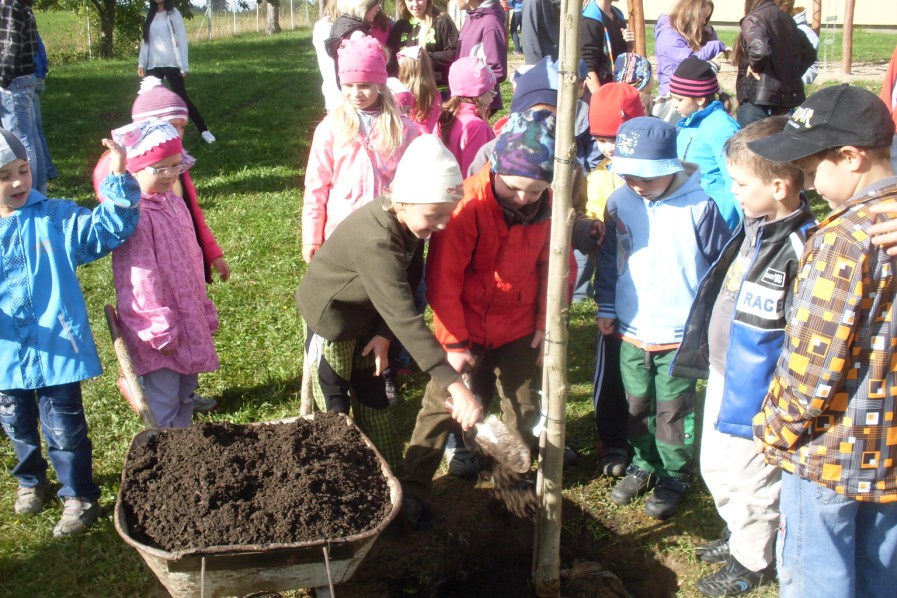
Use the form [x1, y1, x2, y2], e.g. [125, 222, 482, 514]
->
[113, 190, 220, 377]
[302, 113, 419, 247]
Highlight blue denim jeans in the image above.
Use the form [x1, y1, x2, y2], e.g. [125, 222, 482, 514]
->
[32, 77, 57, 180]
[0, 383, 99, 500]
[0, 74, 47, 193]
[778, 472, 897, 598]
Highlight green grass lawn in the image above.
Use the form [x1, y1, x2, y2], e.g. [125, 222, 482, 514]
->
[1, 17, 895, 598]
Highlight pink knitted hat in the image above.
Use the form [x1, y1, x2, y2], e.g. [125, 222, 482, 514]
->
[448, 56, 496, 98]
[112, 119, 184, 174]
[337, 35, 388, 85]
[131, 77, 189, 123]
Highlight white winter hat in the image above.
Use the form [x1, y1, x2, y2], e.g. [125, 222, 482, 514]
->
[391, 135, 464, 204]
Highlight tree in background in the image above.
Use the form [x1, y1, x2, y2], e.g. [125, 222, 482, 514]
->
[264, 0, 281, 34]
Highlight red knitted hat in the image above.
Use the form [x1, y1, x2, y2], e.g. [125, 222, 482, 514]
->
[589, 82, 646, 138]
[669, 56, 720, 98]
[337, 35, 388, 85]
[131, 77, 189, 123]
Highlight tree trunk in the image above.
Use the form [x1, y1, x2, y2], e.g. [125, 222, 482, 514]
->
[266, 0, 282, 34]
[532, 0, 579, 594]
[92, 0, 116, 58]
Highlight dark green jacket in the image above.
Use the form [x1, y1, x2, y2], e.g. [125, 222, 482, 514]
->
[296, 197, 459, 388]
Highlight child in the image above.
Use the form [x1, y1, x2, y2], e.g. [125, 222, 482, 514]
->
[585, 82, 644, 477]
[297, 135, 479, 478]
[111, 119, 220, 430]
[401, 109, 556, 529]
[303, 35, 418, 263]
[748, 84, 897, 597]
[580, 0, 633, 101]
[0, 128, 140, 537]
[455, 0, 506, 115]
[94, 79, 229, 413]
[670, 56, 741, 230]
[438, 55, 495, 175]
[595, 117, 730, 520]
[396, 45, 441, 134]
[671, 116, 815, 596]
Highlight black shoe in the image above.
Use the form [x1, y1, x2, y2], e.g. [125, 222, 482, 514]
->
[695, 555, 775, 596]
[610, 465, 654, 505]
[696, 536, 731, 564]
[384, 371, 399, 405]
[644, 476, 689, 520]
[563, 445, 578, 467]
[401, 494, 435, 532]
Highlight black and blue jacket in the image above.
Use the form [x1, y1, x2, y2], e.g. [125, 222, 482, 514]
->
[670, 199, 816, 438]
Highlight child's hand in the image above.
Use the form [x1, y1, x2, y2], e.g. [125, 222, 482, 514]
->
[446, 349, 475, 374]
[302, 244, 321, 263]
[622, 28, 635, 43]
[138, 67, 146, 78]
[531, 330, 545, 366]
[212, 257, 231, 282]
[361, 334, 390, 376]
[102, 138, 127, 176]
[590, 219, 605, 247]
[445, 381, 483, 431]
[597, 317, 615, 336]
[868, 202, 897, 256]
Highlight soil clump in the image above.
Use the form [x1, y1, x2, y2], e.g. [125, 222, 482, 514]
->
[120, 412, 392, 552]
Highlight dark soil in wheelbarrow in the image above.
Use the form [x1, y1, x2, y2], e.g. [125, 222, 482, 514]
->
[120, 412, 392, 551]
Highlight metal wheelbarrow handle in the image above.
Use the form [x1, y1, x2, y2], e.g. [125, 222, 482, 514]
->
[105, 304, 159, 430]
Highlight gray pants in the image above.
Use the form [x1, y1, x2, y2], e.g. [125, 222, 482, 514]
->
[142, 368, 197, 429]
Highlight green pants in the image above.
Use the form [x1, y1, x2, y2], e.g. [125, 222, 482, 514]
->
[400, 336, 541, 501]
[304, 321, 403, 475]
[619, 342, 695, 480]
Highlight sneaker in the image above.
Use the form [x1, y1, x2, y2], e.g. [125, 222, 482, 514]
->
[696, 531, 731, 565]
[201, 130, 216, 144]
[14, 479, 50, 515]
[695, 555, 775, 596]
[190, 391, 218, 412]
[401, 494, 435, 532]
[610, 465, 654, 505]
[52, 497, 100, 537]
[563, 445, 578, 467]
[597, 447, 628, 477]
[444, 432, 480, 477]
[383, 370, 400, 405]
[644, 476, 689, 520]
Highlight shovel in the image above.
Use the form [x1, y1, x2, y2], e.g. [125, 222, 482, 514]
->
[105, 304, 158, 430]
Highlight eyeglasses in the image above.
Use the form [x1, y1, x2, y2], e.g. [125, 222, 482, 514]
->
[144, 164, 185, 177]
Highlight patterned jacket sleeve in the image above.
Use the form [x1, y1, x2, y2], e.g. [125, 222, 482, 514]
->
[71, 173, 142, 266]
[753, 235, 866, 450]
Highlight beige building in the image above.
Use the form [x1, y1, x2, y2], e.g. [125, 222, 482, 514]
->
[639, 0, 897, 27]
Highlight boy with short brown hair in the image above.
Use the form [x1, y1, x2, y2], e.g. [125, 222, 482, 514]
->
[748, 84, 897, 597]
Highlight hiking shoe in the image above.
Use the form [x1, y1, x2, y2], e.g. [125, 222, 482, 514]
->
[52, 497, 100, 537]
[401, 494, 435, 532]
[14, 479, 50, 515]
[644, 476, 689, 520]
[190, 391, 218, 412]
[383, 371, 400, 405]
[201, 130, 217, 144]
[610, 465, 654, 505]
[445, 432, 480, 477]
[597, 447, 628, 477]
[695, 555, 775, 596]
[696, 536, 731, 565]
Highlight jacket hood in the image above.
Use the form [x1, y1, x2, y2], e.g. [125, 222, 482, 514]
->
[659, 163, 702, 203]
[467, 2, 504, 19]
[679, 100, 725, 127]
[654, 14, 671, 37]
[792, 9, 809, 26]
[21, 189, 47, 210]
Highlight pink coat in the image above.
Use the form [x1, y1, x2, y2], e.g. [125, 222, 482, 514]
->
[411, 98, 442, 135]
[113, 191, 220, 377]
[303, 113, 419, 246]
[438, 102, 494, 177]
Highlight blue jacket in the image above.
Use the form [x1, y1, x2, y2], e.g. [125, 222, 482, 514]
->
[0, 175, 140, 390]
[34, 32, 47, 79]
[596, 165, 731, 347]
[670, 200, 816, 438]
[676, 101, 741, 230]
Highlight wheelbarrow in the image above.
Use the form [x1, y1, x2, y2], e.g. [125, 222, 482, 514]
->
[114, 416, 402, 598]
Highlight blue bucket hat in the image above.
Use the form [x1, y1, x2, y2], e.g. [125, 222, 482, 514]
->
[610, 117, 683, 178]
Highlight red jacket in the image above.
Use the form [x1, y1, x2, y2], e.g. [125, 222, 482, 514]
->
[428, 164, 550, 351]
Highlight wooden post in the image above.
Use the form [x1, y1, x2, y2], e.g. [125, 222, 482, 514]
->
[532, 0, 578, 595]
[627, 0, 646, 57]
[841, 0, 854, 75]
[811, 0, 821, 33]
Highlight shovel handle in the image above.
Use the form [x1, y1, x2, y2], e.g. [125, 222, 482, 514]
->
[105, 304, 159, 430]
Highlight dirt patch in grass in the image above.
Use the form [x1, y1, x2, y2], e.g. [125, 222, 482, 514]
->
[119, 413, 392, 551]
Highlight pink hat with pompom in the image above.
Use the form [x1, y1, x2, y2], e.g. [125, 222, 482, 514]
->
[338, 35, 388, 85]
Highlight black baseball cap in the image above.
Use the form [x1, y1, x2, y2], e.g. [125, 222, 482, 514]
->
[748, 84, 895, 163]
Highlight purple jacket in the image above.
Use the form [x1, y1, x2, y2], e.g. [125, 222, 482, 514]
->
[654, 14, 726, 96]
[458, 2, 507, 111]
